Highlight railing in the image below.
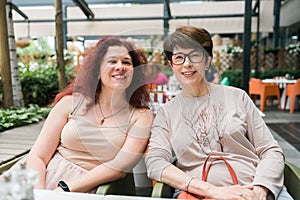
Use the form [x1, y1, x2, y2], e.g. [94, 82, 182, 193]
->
[213, 48, 300, 72]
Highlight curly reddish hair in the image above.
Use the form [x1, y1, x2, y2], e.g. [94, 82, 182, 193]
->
[52, 37, 150, 109]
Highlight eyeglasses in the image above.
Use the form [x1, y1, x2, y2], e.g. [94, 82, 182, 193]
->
[171, 50, 204, 65]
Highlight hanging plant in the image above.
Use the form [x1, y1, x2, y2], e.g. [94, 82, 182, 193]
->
[221, 45, 243, 57]
[16, 40, 30, 48]
[287, 43, 300, 55]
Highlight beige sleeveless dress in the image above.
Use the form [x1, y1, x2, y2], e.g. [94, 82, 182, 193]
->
[46, 95, 136, 191]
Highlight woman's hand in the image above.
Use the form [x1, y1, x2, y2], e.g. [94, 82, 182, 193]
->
[205, 184, 256, 200]
[253, 185, 268, 200]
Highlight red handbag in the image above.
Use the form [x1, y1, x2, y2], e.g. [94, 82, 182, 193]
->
[177, 153, 238, 200]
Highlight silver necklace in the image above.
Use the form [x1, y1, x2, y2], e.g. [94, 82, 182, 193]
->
[98, 101, 127, 125]
[196, 83, 214, 153]
[196, 83, 224, 154]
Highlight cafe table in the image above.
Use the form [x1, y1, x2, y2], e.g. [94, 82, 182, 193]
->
[262, 78, 297, 110]
[34, 189, 104, 200]
[34, 189, 170, 200]
[104, 195, 169, 200]
[261, 78, 296, 87]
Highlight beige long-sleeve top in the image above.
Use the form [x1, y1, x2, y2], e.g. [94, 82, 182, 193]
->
[145, 84, 284, 199]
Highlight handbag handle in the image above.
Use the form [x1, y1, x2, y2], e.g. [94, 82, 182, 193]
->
[202, 154, 238, 185]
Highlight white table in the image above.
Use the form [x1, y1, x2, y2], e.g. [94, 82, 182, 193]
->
[34, 189, 104, 200]
[262, 78, 296, 86]
[262, 79, 297, 110]
[104, 195, 167, 200]
[34, 189, 168, 200]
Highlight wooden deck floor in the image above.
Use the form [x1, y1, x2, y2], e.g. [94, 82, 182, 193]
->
[0, 121, 43, 165]
[268, 123, 300, 151]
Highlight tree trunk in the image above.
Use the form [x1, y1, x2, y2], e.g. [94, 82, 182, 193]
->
[6, 0, 24, 107]
[55, 0, 67, 90]
[0, 0, 14, 108]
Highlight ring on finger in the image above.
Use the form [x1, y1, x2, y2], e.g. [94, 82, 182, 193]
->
[238, 192, 243, 196]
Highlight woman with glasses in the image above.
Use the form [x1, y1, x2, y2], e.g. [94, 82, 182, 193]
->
[145, 26, 292, 200]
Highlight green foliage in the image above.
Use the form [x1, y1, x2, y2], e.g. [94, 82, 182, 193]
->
[287, 43, 300, 55]
[263, 47, 280, 53]
[162, 69, 173, 78]
[220, 69, 243, 88]
[19, 63, 75, 106]
[257, 68, 300, 80]
[221, 45, 243, 57]
[0, 104, 51, 132]
[19, 63, 59, 106]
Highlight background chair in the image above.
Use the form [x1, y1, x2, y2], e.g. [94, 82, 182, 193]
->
[220, 77, 229, 86]
[151, 162, 300, 199]
[0, 154, 26, 175]
[249, 78, 281, 112]
[284, 162, 300, 199]
[146, 83, 157, 92]
[151, 181, 174, 198]
[96, 173, 136, 196]
[284, 78, 300, 114]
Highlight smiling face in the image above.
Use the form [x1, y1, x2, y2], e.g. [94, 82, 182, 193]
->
[100, 46, 134, 90]
[170, 47, 211, 93]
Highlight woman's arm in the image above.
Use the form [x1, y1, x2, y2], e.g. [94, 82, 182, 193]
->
[161, 164, 255, 199]
[63, 108, 153, 192]
[242, 91, 284, 198]
[26, 95, 73, 189]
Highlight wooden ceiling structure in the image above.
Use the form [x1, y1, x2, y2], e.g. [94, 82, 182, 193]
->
[8, 0, 294, 92]
[10, 0, 265, 38]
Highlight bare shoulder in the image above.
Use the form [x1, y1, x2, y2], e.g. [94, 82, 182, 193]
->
[55, 95, 73, 107]
[135, 107, 153, 118]
[51, 95, 75, 115]
[132, 107, 153, 127]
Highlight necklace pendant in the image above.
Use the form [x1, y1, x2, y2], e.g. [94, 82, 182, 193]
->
[203, 138, 209, 147]
[100, 118, 105, 125]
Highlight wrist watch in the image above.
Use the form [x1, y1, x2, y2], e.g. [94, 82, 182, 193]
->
[58, 180, 70, 192]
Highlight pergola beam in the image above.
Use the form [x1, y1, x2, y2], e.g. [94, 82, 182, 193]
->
[253, 0, 259, 14]
[164, 0, 171, 18]
[14, 13, 252, 23]
[9, 2, 28, 20]
[72, 0, 94, 19]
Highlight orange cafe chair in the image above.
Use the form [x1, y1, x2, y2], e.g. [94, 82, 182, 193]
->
[284, 78, 300, 114]
[146, 83, 157, 92]
[249, 78, 281, 112]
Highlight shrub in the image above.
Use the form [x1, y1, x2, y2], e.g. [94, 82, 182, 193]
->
[19, 63, 75, 107]
[220, 69, 243, 88]
[0, 104, 51, 132]
[19, 63, 58, 106]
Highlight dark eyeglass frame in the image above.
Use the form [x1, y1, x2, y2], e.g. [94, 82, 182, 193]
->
[171, 50, 205, 65]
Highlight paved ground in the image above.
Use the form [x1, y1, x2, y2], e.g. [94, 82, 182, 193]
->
[263, 108, 300, 168]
